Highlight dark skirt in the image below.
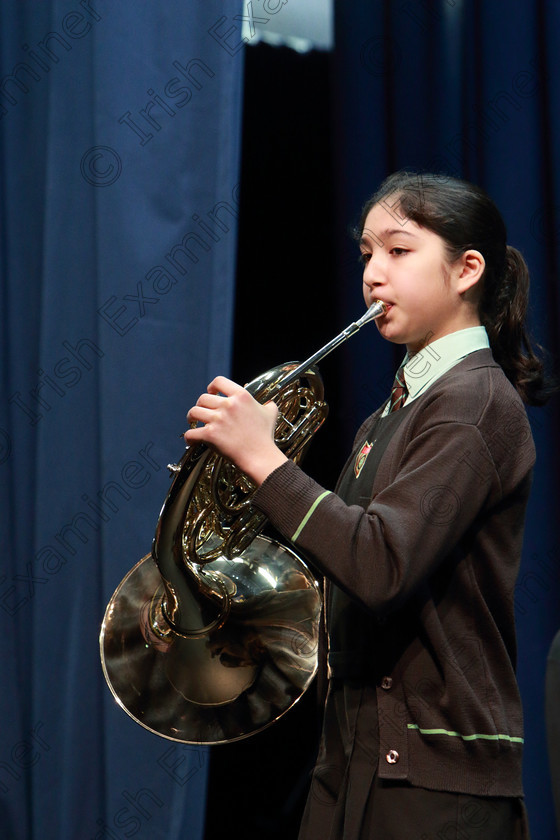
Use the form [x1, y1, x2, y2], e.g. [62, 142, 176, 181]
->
[298, 681, 531, 840]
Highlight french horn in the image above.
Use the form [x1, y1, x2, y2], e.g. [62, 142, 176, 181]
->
[99, 300, 386, 744]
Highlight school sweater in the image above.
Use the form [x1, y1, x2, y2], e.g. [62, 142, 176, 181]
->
[252, 347, 535, 797]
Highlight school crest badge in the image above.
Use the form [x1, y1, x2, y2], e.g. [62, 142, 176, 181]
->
[354, 440, 373, 478]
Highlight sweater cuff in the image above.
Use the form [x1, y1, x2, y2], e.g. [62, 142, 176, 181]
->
[252, 460, 332, 544]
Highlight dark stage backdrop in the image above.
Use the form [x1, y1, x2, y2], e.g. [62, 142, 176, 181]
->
[208, 2, 560, 839]
[0, 1, 244, 838]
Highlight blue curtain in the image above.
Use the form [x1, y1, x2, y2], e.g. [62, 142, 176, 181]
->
[332, 2, 560, 838]
[0, 1, 243, 838]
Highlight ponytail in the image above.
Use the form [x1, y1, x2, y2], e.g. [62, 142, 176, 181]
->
[481, 246, 555, 406]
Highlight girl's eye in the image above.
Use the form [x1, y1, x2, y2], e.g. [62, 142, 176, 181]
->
[391, 248, 408, 256]
[359, 252, 372, 265]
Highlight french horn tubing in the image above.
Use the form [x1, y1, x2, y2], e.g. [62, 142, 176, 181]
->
[99, 300, 387, 744]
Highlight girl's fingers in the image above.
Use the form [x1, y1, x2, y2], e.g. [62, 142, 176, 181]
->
[207, 376, 243, 397]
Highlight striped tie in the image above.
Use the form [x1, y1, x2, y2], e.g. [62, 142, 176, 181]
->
[388, 364, 408, 413]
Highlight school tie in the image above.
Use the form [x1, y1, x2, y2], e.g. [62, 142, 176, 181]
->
[388, 364, 408, 413]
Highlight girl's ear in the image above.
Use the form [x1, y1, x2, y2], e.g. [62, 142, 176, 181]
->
[456, 249, 485, 295]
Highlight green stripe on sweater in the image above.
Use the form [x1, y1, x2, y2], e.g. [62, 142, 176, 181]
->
[407, 724, 523, 744]
[291, 491, 332, 541]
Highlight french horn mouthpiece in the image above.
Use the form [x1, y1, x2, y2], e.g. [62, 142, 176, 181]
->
[355, 300, 387, 327]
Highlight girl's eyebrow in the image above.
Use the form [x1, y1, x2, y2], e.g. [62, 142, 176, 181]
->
[360, 228, 419, 247]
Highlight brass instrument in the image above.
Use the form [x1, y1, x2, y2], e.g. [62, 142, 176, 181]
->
[100, 301, 386, 744]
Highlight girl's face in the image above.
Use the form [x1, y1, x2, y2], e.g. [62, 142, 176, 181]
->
[360, 201, 480, 354]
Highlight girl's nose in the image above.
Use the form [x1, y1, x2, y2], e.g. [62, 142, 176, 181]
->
[363, 258, 382, 287]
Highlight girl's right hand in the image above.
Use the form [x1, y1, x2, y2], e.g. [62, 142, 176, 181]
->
[185, 376, 288, 486]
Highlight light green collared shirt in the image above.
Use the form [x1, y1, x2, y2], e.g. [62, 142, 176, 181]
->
[382, 326, 490, 416]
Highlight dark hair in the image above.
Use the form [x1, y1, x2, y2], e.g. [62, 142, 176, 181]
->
[358, 171, 555, 406]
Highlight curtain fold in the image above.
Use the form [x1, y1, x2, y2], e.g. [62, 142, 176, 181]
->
[0, 1, 243, 838]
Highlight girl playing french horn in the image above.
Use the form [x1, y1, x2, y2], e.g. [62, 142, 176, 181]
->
[186, 171, 555, 840]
